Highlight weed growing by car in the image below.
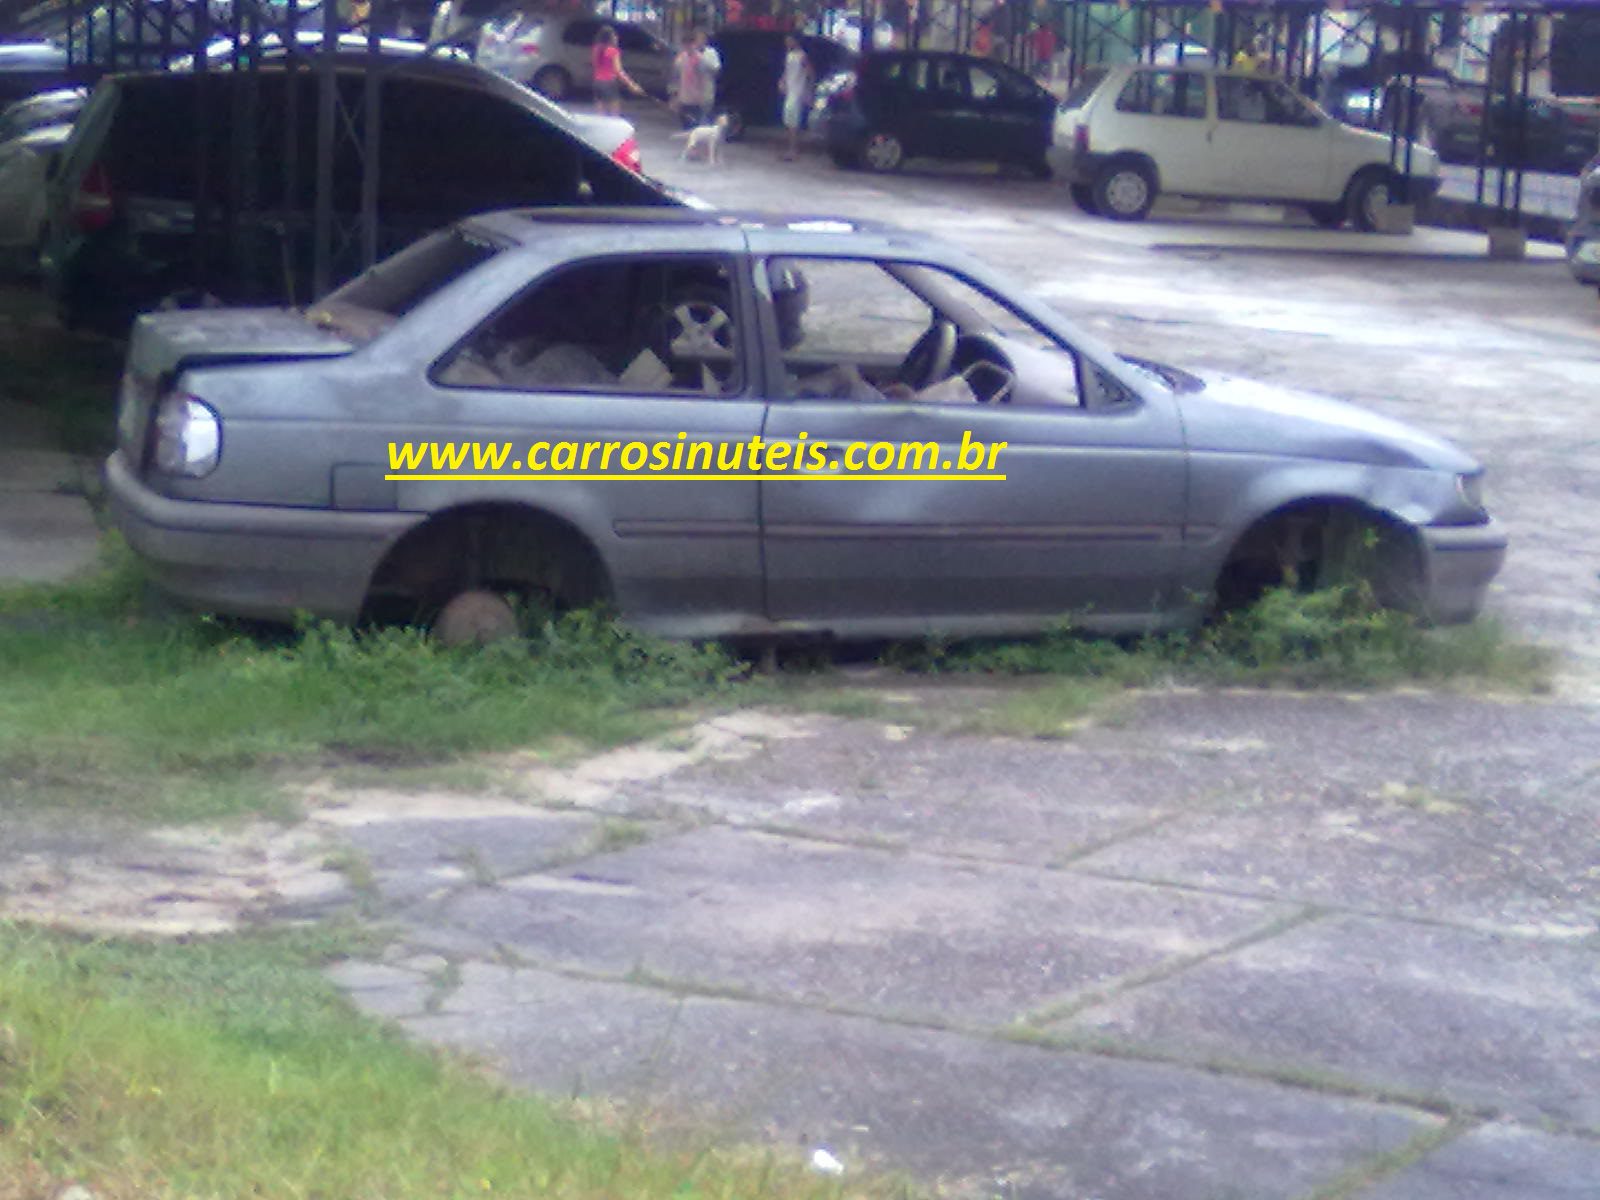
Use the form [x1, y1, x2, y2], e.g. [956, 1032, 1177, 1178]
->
[0, 921, 889, 1200]
[883, 582, 1552, 692]
[0, 539, 742, 823]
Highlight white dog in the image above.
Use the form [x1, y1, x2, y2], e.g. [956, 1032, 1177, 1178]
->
[673, 114, 729, 165]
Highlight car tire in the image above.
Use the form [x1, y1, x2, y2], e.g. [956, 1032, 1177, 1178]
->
[862, 130, 904, 172]
[532, 65, 573, 100]
[1024, 154, 1053, 181]
[1069, 182, 1100, 215]
[1347, 170, 1391, 233]
[1306, 202, 1345, 229]
[1092, 158, 1156, 221]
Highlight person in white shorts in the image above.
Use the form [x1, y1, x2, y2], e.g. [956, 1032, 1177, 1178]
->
[778, 35, 814, 161]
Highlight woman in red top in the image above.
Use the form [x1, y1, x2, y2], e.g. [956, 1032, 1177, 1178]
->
[592, 26, 644, 117]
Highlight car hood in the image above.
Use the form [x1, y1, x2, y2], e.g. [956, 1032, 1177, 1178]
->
[1174, 371, 1478, 473]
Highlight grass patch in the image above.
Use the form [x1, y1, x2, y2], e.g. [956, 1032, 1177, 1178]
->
[0, 921, 888, 1199]
[0, 539, 743, 825]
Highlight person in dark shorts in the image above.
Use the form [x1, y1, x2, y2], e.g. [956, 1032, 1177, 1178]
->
[592, 26, 644, 116]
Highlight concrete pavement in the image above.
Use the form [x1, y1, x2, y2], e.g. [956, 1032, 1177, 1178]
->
[0, 399, 100, 585]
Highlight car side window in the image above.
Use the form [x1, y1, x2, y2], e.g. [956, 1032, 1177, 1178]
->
[1116, 71, 1205, 118]
[435, 255, 744, 397]
[1218, 77, 1319, 127]
[616, 26, 654, 53]
[562, 19, 598, 45]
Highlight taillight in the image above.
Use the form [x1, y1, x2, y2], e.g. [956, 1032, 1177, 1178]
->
[519, 42, 539, 55]
[612, 136, 641, 173]
[1074, 123, 1090, 154]
[152, 393, 221, 478]
[74, 161, 114, 233]
[1459, 99, 1483, 117]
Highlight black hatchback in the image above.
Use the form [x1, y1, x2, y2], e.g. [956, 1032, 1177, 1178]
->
[818, 50, 1056, 177]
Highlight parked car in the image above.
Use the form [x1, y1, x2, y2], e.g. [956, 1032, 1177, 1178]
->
[472, 11, 673, 101]
[0, 121, 70, 273]
[1381, 73, 1599, 173]
[708, 29, 855, 140]
[41, 55, 677, 333]
[0, 42, 80, 107]
[0, 86, 85, 143]
[1050, 64, 1440, 229]
[164, 32, 643, 172]
[104, 208, 1505, 641]
[1567, 153, 1600, 298]
[818, 50, 1057, 176]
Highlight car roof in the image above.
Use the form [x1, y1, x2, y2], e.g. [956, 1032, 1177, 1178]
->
[471, 206, 930, 247]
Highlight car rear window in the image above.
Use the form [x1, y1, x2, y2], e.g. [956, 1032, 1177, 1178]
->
[1060, 67, 1107, 110]
[314, 225, 504, 336]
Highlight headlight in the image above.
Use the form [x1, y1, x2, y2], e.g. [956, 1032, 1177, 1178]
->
[1455, 471, 1486, 514]
[152, 394, 221, 477]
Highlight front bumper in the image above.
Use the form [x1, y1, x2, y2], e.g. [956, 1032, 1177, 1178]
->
[1419, 518, 1508, 624]
[106, 450, 415, 624]
[1568, 226, 1600, 287]
[1398, 174, 1442, 203]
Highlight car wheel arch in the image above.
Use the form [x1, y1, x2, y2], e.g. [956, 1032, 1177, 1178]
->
[363, 500, 614, 626]
[1209, 495, 1425, 615]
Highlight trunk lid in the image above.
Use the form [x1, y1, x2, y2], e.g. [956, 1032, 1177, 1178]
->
[117, 307, 353, 469]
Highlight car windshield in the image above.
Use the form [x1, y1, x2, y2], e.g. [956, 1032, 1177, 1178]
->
[310, 225, 505, 342]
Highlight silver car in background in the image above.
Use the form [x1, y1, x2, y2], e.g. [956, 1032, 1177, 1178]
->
[1568, 155, 1600, 298]
[468, 10, 673, 101]
[104, 210, 1506, 640]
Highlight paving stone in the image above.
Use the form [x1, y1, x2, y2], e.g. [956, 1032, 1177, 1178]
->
[338, 810, 603, 906]
[420, 826, 1293, 1025]
[1060, 913, 1600, 1130]
[391, 962, 1437, 1200]
[1359, 1122, 1600, 1200]
[323, 960, 432, 1019]
[638, 716, 1259, 865]
[0, 491, 100, 583]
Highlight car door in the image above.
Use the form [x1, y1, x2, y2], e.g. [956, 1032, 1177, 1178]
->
[964, 60, 1053, 163]
[1106, 69, 1211, 193]
[414, 239, 769, 629]
[1206, 75, 1333, 200]
[748, 238, 1187, 629]
[616, 25, 671, 96]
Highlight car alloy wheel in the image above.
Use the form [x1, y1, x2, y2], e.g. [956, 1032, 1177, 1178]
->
[1093, 160, 1155, 221]
[863, 131, 903, 172]
[1349, 172, 1392, 233]
[532, 65, 572, 100]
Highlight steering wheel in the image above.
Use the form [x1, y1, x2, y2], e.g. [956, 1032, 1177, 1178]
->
[896, 319, 957, 390]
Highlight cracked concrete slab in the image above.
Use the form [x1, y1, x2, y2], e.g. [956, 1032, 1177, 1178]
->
[408, 825, 1295, 1026]
[1359, 1122, 1600, 1200]
[1060, 912, 1600, 1130]
[618, 712, 1257, 866]
[389, 961, 1438, 1200]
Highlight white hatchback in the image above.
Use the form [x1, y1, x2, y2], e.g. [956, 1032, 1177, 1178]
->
[1048, 64, 1440, 231]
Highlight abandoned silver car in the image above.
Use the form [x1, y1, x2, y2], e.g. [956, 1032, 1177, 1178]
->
[107, 209, 1506, 639]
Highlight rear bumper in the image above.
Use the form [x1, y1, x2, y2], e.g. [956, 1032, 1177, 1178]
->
[1046, 145, 1105, 184]
[106, 450, 414, 624]
[1419, 518, 1508, 624]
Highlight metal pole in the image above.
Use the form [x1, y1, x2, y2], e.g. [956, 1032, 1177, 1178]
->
[312, 0, 338, 299]
[362, 0, 383, 271]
